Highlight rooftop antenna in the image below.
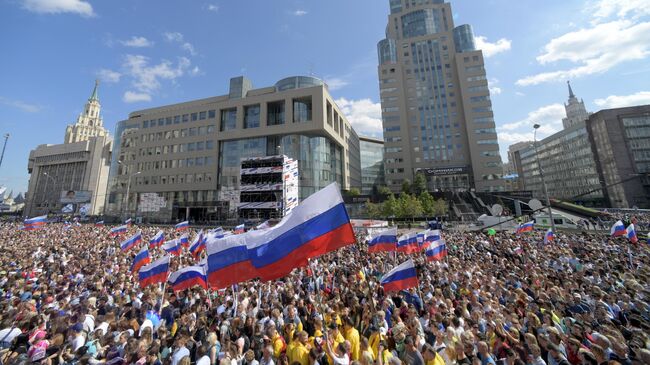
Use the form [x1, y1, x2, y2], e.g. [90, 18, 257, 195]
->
[0, 133, 9, 170]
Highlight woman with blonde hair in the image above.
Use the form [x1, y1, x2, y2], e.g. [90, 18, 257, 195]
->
[207, 332, 221, 365]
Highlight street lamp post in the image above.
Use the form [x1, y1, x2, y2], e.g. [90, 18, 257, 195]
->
[124, 171, 141, 221]
[533, 124, 556, 233]
[43, 172, 57, 215]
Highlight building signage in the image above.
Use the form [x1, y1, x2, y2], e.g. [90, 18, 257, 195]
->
[60, 190, 92, 203]
[418, 166, 468, 176]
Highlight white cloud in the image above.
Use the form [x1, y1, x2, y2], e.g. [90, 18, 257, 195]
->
[335, 98, 382, 137]
[97, 68, 121, 83]
[120, 36, 154, 48]
[123, 91, 151, 103]
[207, 4, 219, 12]
[325, 78, 349, 91]
[293, 10, 308, 16]
[21, 0, 94, 17]
[121, 54, 192, 101]
[515, 91, 526, 97]
[181, 43, 196, 55]
[594, 91, 650, 108]
[474, 36, 512, 57]
[163, 32, 184, 43]
[498, 103, 565, 134]
[189, 66, 202, 76]
[590, 0, 650, 21]
[0, 96, 41, 113]
[488, 78, 502, 95]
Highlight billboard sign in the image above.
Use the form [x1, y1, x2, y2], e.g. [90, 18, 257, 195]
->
[60, 190, 92, 203]
[418, 166, 468, 176]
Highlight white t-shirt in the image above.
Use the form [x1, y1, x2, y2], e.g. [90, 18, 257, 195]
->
[196, 355, 210, 365]
[0, 327, 21, 346]
[332, 354, 350, 365]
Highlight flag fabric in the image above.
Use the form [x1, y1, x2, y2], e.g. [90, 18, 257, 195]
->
[149, 230, 165, 248]
[162, 239, 181, 256]
[626, 224, 638, 244]
[206, 234, 259, 289]
[124, 218, 133, 226]
[189, 231, 206, 259]
[396, 233, 419, 254]
[61, 204, 74, 213]
[367, 227, 397, 253]
[425, 230, 441, 243]
[175, 221, 189, 231]
[380, 258, 418, 292]
[544, 229, 554, 244]
[516, 221, 535, 234]
[245, 182, 356, 281]
[131, 247, 151, 273]
[138, 256, 170, 288]
[179, 234, 189, 248]
[168, 265, 207, 291]
[234, 224, 245, 234]
[256, 220, 271, 230]
[23, 215, 47, 230]
[95, 221, 104, 227]
[425, 239, 447, 261]
[416, 230, 427, 248]
[109, 225, 128, 237]
[610, 220, 626, 237]
[120, 231, 142, 252]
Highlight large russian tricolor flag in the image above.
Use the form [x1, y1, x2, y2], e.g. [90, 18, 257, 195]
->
[120, 231, 142, 252]
[396, 233, 419, 254]
[246, 183, 356, 281]
[380, 258, 418, 292]
[367, 227, 397, 253]
[138, 256, 170, 288]
[516, 221, 535, 234]
[168, 265, 207, 291]
[610, 220, 626, 237]
[189, 231, 206, 259]
[206, 234, 259, 289]
[109, 225, 128, 237]
[425, 239, 447, 261]
[23, 215, 47, 230]
[131, 247, 151, 273]
[162, 239, 181, 256]
[175, 221, 189, 231]
[626, 223, 638, 244]
[149, 230, 165, 248]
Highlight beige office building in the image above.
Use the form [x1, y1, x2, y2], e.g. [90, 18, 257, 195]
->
[25, 81, 112, 216]
[104, 76, 361, 222]
[378, 0, 504, 193]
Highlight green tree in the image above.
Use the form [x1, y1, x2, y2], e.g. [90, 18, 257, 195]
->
[347, 187, 361, 196]
[433, 198, 449, 216]
[365, 201, 381, 219]
[382, 193, 398, 217]
[413, 172, 427, 195]
[377, 185, 392, 198]
[396, 194, 423, 219]
[401, 179, 412, 195]
[419, 191, 436, 217]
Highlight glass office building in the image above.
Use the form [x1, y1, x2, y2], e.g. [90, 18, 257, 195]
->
[359, 136, 385, 194]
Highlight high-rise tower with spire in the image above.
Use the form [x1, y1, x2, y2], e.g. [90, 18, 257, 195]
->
[64, 80, 109, 144]
[562, 81, 590, 129]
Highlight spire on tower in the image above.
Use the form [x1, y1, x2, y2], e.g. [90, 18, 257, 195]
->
[89, 79, 99, 101]
[567, 80, 575, 99]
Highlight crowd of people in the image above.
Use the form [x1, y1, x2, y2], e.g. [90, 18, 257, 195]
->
[0, 221, 648, 365]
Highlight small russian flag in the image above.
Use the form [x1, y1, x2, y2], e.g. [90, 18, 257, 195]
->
[179, 234, 189, 247]
[120, 231, 142, 252]
[162, 239, 181, 256]
[124, 218, 133, 226]
[544, 229, 554, 244]
[626, 224, 638, 244]
[516, 221, 535, 234]
[396, 234, 419, 254]
[95, 221, 104, 227]
[189, 231, 206, 259]
[149, 230, 165, 248]
[168, 265, 207, 291]
[109, 225, 128, 237]
[138, 256, 170, 288]
[380, 259, 419, 292]
[610, 220, 626, 237]
[131, 247, 151, 273]
[175, 221, 189, 231]
[234, 224, 245, 235]
[425, 239, 447, 261]
[23, 215, 47, 231]
[367, 227, 397, 253]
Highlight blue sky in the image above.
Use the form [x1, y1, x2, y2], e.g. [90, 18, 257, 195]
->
[1, 0, 650, 195]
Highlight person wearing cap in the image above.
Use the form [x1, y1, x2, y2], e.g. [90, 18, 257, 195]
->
[69, 322, 85, 352]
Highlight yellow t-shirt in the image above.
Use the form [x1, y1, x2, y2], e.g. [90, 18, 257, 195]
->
[344, 327, 360, 361]
[290, 343, 310, 365]
[426, 352, 445, 365]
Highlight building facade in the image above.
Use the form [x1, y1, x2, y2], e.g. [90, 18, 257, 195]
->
[25, 82, 112, 216]
[587, 105, 650, 208]
[104, 76, 361, 222]
[506, 141, 533, 191]
[562, 81, 590, 129]
[377, 0, 504, 193]
[359, 136, 385, 194]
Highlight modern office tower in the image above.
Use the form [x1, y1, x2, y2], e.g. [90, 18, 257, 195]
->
[105, 76, 361, 222]
[378, 0, 503, 193]
[562, 81, 590, 129]
[359, 136, 385, 194]
[25, 81, 112, 216]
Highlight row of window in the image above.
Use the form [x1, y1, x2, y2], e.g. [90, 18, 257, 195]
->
[467, 75, 487, 82]
[470, 95, 490, 103]
[135, 173, 215, 186]
[135, 156, 215, 171]
[475, 128, 496, 134]
[138, 140, 215, 156]
[142, 110, 216, 128]
[141, 125, 216, 142]
[220, 98, 313, 131]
